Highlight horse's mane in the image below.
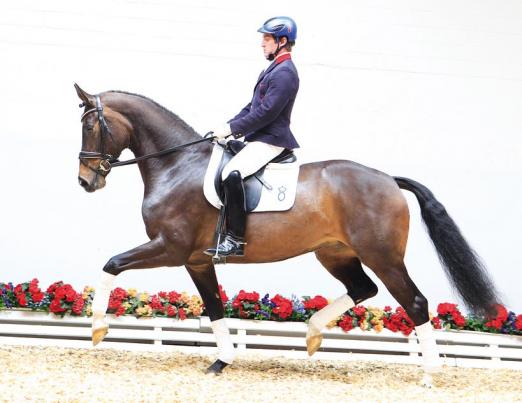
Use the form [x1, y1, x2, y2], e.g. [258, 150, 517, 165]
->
[107, 90, 200, 137]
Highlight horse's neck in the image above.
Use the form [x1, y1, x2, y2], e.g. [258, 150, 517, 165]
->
[117, 96, 211, 191]
[125, 105, 199, 159]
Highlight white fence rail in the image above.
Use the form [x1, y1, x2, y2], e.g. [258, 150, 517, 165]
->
[1, 310, 521, 370]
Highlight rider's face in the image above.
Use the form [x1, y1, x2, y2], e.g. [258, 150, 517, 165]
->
[261, 34, 278, 59]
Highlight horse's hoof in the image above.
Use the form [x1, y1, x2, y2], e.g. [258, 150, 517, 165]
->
[205, 359, 229, 375]
[92, 326, 109, 346]
[420, 373, 434, 388]
[306, 333, 323, 356]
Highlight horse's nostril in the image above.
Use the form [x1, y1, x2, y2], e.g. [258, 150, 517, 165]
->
[78, 176, 89, 188]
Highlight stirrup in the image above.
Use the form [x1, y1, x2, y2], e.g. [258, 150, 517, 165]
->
[204, 235, 246, 257]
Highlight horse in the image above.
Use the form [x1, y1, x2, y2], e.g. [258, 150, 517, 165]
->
[74, 84, 500, 383]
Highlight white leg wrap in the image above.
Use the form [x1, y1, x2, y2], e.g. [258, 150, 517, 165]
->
[91, 272, 116, 316]
[210, 318, 235, 364]
[310, 294, 355, 331]
[415, 321, 441, 373]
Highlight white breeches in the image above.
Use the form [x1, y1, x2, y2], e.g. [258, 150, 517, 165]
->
[221, 141, 285, 180]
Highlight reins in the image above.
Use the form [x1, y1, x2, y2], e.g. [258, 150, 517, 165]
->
[110, 135, 215, 168]
[79, 95, 215, 174]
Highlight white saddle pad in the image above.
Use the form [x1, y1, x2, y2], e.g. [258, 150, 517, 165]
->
[203, 144, 300, 212]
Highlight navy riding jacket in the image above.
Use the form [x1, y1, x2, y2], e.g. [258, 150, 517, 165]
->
[228, 54, 300, 149]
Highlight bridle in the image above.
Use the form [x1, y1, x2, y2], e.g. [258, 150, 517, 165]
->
[78, 95, 215, 176]
[79, 95, 117, 176]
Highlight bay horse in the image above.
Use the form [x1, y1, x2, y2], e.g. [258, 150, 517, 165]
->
[74, 84, 500, 383]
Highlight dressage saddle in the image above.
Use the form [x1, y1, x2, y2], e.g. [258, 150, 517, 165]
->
[214, 140, 296, 212]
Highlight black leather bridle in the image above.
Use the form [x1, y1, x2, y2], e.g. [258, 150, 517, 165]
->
[78, 96, 215, 176]
[79, 95, 117, 176]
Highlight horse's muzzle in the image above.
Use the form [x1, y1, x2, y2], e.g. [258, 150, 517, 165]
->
[78, 171, 106, 193]
[78, 176, 96, 193]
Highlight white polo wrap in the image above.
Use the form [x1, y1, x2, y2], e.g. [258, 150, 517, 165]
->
[91, 272, 116, 316]
[210, 318, 235, 364]
[415, 321, 441, 373]
[310, 294, 355, 330]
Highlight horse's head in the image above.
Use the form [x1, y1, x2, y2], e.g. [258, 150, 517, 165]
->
[75, 84, 132, 192]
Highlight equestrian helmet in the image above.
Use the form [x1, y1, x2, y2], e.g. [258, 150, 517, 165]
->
[258, 16, 297, 43]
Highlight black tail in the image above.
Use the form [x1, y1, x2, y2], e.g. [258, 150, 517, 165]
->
[394, 176, 501, 316]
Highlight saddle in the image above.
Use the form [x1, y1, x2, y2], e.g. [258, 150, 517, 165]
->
[214, 140, 296, 212]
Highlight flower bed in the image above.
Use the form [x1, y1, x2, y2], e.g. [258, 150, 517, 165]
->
[1, 279, 521, 336]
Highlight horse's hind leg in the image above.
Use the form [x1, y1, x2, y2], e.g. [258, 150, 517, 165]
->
[362, 255, 441, 384]
[307, 245, 379, 355]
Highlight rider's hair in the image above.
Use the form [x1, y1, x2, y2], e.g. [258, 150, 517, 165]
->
[276, 36, 294, 52]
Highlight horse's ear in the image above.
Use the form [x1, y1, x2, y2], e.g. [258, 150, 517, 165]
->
[74, 83, 95, 107]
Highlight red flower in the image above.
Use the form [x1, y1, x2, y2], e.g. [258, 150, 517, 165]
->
[486, 318, 502, 330]
[496, 305, 508, 322]
[115, 305, 126, 316]
[485, 305, 509, 330]
[218, 285, 228, 304]
[111, 288, 128, 301]
[338, 315, 354, 332]
[431, 316, 442, 329]
[168, 291, 181, 304]
[158, 291, 168, 299]
[65, 290, 77, 303]
[271, 294, 293, 319]
[303, 296, 328, 310]
[167, 306, 177, 317]
[352, 305, 367, 318]
[50, 299, 65, 313]
[46, 281, 63, 294]
[178, 308, 187, 320]
[384, 307, 414, 335]
[150, 295, 164, 311]
[16, 294, 28, 307]
[454, 314, 466, 327]
[32, 291, 45, 303]
[72, 296, 84, 315]
[235, 290, 259, 303]
[437, 302, 458, 316]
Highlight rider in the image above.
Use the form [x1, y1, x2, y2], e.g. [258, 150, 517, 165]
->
[204, 16, 300, 257]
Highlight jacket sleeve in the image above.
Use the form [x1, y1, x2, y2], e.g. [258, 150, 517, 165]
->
[229, 69, 296, 137]
[227, 69, 263, 123]
[228, 102, 251, 122]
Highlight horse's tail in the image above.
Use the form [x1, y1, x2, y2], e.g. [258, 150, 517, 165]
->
[394, 176, 501, 316]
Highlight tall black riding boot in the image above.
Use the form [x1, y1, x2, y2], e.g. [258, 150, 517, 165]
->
[205, 170, 247, 257]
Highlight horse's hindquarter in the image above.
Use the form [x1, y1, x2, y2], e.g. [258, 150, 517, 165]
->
[222, 160, 410, 264]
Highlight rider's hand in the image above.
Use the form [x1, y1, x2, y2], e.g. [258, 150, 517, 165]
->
[212, 123, 232, 140]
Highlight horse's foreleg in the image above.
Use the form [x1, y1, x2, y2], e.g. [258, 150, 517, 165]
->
[91, 237, 170, 346]
[186, 264, 234, 375]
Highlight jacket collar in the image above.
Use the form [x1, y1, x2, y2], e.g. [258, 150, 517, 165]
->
[255, 53, 292, 89]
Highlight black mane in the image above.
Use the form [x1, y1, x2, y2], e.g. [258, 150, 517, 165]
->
[107, 90, 200, 137]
